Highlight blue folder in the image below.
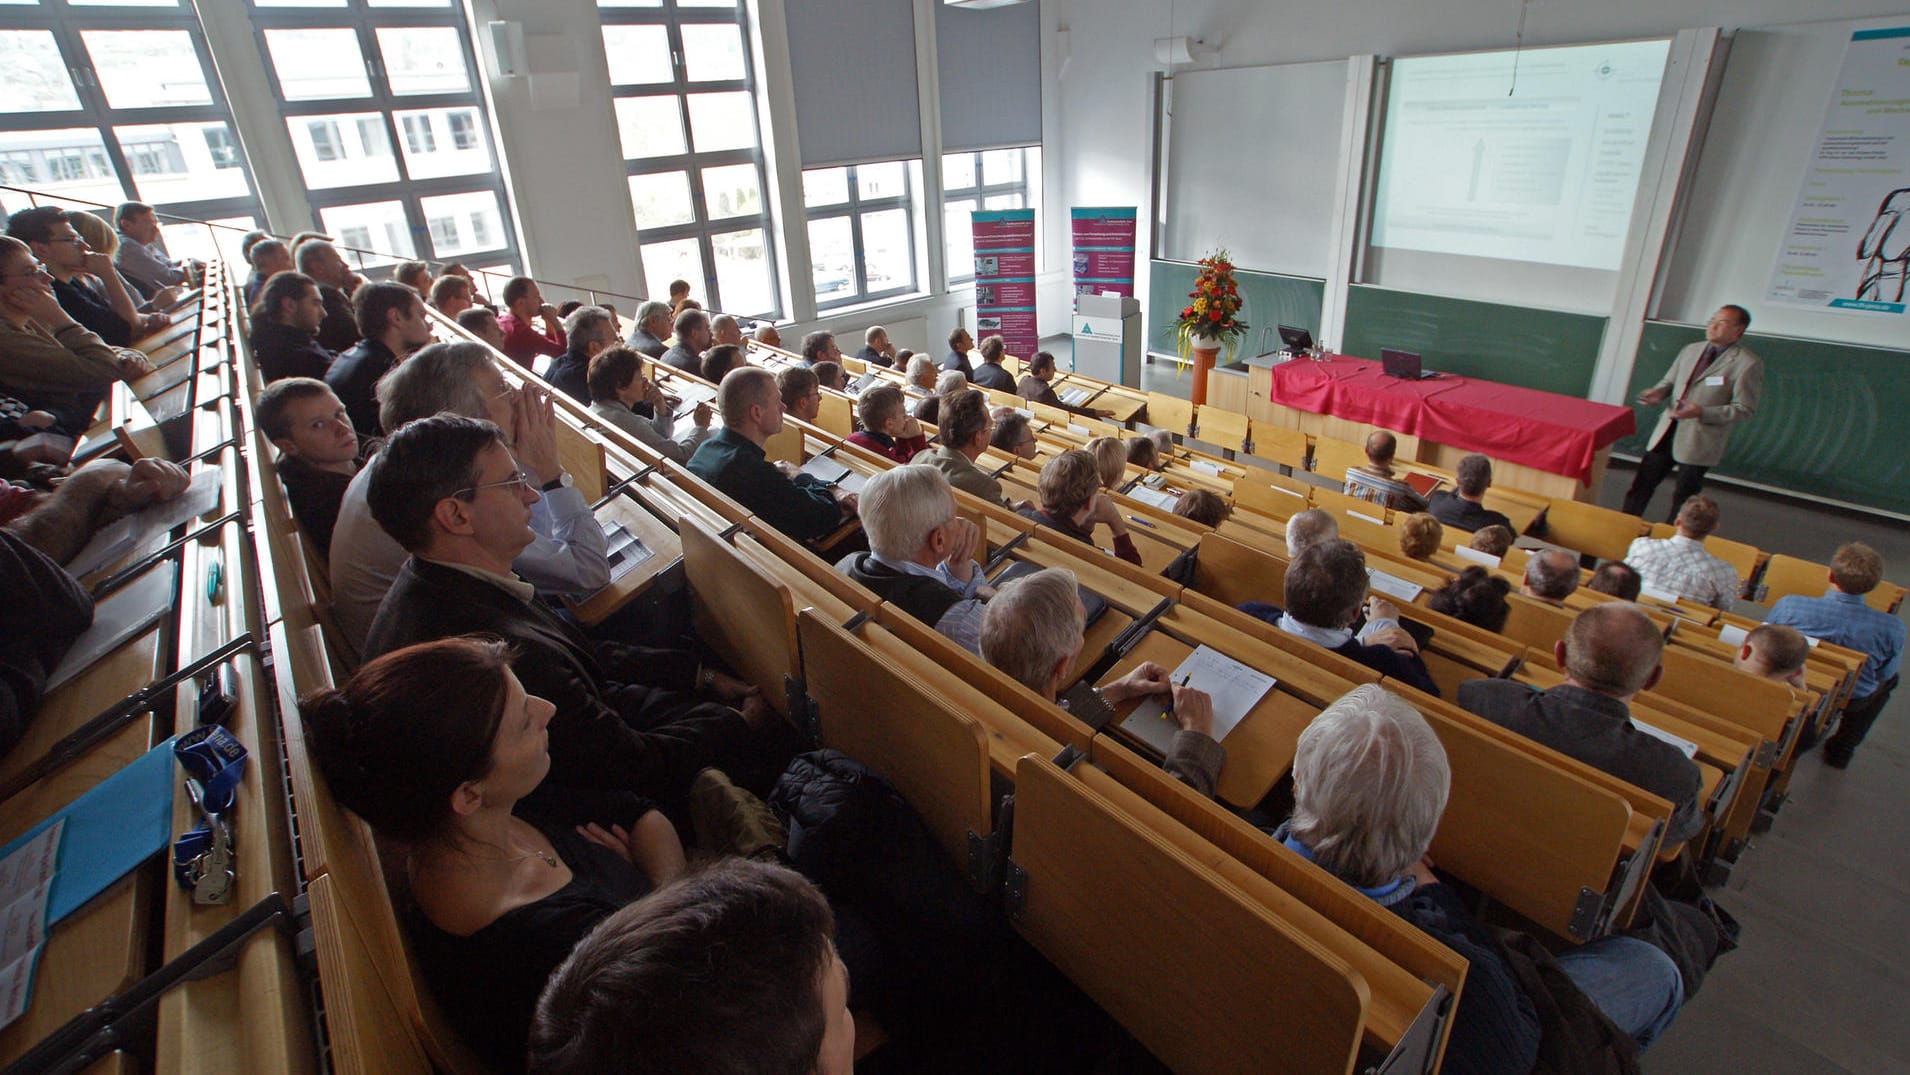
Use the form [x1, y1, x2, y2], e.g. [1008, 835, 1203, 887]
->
[0, 737, 176, 924]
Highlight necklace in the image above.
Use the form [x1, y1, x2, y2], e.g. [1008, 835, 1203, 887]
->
[504, 844, 559, 869]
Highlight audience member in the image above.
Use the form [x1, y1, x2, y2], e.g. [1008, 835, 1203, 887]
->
[4, 454, 188, 563]
[497, 276, 568, 367]
[294, 239, 363, 352]
[1125, 436, 1160, 472]
[1734, 623, 1809, 689]
[239, 229, 270, 264]
[750, 322, 783, 351]
[70, 211, 180, 317]
[244, 239, 293, 307]
[1172, 488, 1231, 528]
[0, 526, 92, 758]
[1085, 436, 1127, 490]
[1624, 496, 1740, 610]
[547, 306, 617, 404]
[0, 236, 148, 435]
[361, 415, 782, 808]
[709, 313, 743, 348]
[688, 367, 856, 542]
[248, 271, 336, 383]
[990, 408, 1037, 459]
[1426, 566, 1512, 632]
[894, 347, 915, 367]
[626, 300, 672, 358]
[970, 334, 1015, 392]
[326, 281, 432, 437]
[1469, 524, 1515, 558]
[857, 325, 895, 368]
[328, 343, 609, 649]
[530, 859, 853, 1075]
[778, 366, 821, 424]
[301, 637, 689, 1071]
[1522, 549, 1580, 605]
[458, 306, 507, 351]
[429, 274, 475, 318]
[801, 330, 841, 368]
[1018, 450, 1141, 566]
[700, 343, 746, 385]
[112, 201, 199, 299]
[1281, 685, 1683, 1070]
[837, 467, 991, 650]
[1016, 350, 1067, 409]
[667, 279, 692, 313]
[1427, 454, 1513, 533]
[912, 369, 964, 425]
[1765, 542, 1903, 768]
[904, 353, 937, 392]
[1238, 539, 1440, 695]
[663, 310, 710, 375]
[1149, 428, 1175, 459]
[258, 377, 366, 554]
[1587, 560, 1644, 601]
[813, 360, 846, 393]
[588, 347, 709, 463]
[943, 327, 975, 379]
[393, 260, 431, 295]
[1343, 430, 1429, 512]
[1397, 512, 1444, 562]
[1285, 508, 1338, 559]
[845, 384, 926, 463]
[918, 388, 1025, 509]
[1459, 603, 1704, 845]
[8, 206, 161, 347]
[982, 567, 1223, 795]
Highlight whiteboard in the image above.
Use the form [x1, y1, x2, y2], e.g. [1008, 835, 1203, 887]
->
[1160, 59, 1348, 278]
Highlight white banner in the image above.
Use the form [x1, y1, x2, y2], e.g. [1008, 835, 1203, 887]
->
[1766, 24, 1910, 317]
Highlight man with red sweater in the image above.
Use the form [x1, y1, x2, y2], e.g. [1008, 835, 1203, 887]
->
[844, 385, 926, 463]
[496, 276, 566, 367]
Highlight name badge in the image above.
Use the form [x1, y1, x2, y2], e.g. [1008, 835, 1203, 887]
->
[1704, 375, 1725, 387]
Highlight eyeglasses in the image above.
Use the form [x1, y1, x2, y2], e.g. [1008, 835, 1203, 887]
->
[44, 235, 86, 247]
[455, 469, 534, 498]
[0, 261, 50, 281]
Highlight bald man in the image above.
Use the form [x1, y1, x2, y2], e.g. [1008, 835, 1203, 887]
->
[1459, 603, 1703, 846]
[1343, 430, 1429, 512]
[1521, 550, 1581, 606]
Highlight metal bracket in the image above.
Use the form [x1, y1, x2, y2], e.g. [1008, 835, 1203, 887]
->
[784, 674, 818, 742]
[1566, 885, 1606, 941]
[1002, 859, 1029, 923]
[983, 530, 1031, 571]
[1754, 740, 1777, 770]
[1365, 982, 1452, 1075]
[966, 830, 1002, 894]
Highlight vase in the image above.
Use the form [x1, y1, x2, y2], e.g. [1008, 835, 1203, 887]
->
[1188, 337, 1221, 406]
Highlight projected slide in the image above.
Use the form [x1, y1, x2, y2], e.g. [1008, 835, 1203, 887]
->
[1371, 39, 1671, 270]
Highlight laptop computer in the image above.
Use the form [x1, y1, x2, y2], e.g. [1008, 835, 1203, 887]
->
[1380, 348, 1439, 380]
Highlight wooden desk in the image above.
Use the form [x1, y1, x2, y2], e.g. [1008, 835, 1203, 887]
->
[563, 493, 683, 626]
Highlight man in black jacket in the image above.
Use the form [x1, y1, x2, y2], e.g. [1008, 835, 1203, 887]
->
[248, 271, 336, 383]
[661, 309, 710, 375]
[1427, 454, 1513, 534]
[361, 414, 790, 808]
[293, 239, 363, 353]
[625, 300, 672, 359]
[545, 305, 617, 404]
[324, 282, 432, 436]
[835, 466, 989, 651]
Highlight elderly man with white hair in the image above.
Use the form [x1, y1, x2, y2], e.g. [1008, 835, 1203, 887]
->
[836, 467, 992, 651]
[980, 567, 1225, 798]
[626, 299, 672, 358]
[1284, 508, 1338, 559]
[1280, 685, 1684, 1072]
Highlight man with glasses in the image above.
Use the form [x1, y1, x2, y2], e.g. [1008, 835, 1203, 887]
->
[919, 388, 1030, 509]
[6, 207, 164, 348]
[112, 202, 200, 301]
[0, 235, 150, 436]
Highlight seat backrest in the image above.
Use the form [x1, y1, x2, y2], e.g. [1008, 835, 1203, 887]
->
[1499, 592, 1578, 654]
[814, 391, 854, 437]
[1145, 391, 1194, 437]
[1539, 499, 1644, 563]
[1309, 435, 1368, 483]
[679, 518, 799, 713]
[1254, 424, 1310, 471]
[1008, 753, 1370, 1075]
[1194, 531, 1281, 609]
[1195, 405, 1249, 453]
[1230, 477, 1309, 525]
[304, 875, 434, 1075]
[553, 422, 607, 502]
[1310, 485, 1380, 520]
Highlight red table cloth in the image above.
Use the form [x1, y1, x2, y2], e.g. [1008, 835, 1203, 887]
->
[1262, 357, 1634, 485]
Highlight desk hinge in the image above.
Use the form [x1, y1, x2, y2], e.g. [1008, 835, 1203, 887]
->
[967, 830, 1003, 894]
[1755, 740, 1777, 770]
[1566, 886, 1605, 941]
[1002, 859, 1029, 923]
[784, 674, 818, 743]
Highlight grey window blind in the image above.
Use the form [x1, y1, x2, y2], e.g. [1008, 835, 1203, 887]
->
[935, 1, 1042, 153]
[784, 0, 922, 167]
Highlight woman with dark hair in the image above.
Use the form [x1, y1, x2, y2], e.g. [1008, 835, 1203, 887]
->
[301, 637, 687, 1072]
[1427, 565, 1513, 632]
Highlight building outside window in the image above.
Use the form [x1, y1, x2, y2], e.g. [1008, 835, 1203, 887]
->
[942, 146, 1040, 286]
[803, 159, 921, 309]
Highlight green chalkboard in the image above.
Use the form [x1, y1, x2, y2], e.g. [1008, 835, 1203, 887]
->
[1146, 259, 1325, 360]
[1616, 322, 1910, 517]
[1340, 286, 1608, 399]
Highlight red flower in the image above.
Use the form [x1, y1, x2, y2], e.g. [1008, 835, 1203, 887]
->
[1181, 306, 1193, 317]
[1208, 310, 1222, 322]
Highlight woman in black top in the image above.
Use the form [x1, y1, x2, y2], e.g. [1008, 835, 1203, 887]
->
[302, 637, 686, 1072]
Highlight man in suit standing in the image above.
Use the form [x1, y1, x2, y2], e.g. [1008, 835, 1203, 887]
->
[1622, 305, 1762, 521]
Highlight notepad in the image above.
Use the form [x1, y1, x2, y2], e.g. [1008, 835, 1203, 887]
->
[0, 820, 59, 1032]
[1060, 387, 1093, 406]
[1639, 583, 1682, 605]
[65, 466, 224, 579]
[1014, 407, 1034, 419]
[1366, 568, 1423, 603]
[1128, 486, 1180, 511]
[1403, 472, 1445, 497]
[847, 371, 881, 395]
[1452, 544, 1502, 569]
[799, 455, 851, 485]
[45, 561, 177, 694]
[1066, 424, 1092, 437]
[1189, 460, 1223, 477]
[1716, 623, 1749, 648]
[601, 522, 655, 582]
[1630, 719, 1699, 759]
[670, 382, 717, 418]
[1118, 644, 1276, 756]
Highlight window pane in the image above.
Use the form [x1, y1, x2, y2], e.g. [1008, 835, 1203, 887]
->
[807, 216, 853, 302]
[115, 123, 251, 202]
[598, 0, 663, 7]
[613, 96, 685, 159]
[367, 0, 452, 7]
[942, 152, 975, 191]
[711, 227, 772, 315]
[639, 237, 704, 304]
[71, 0, 181, 6]
[286, 112, 399, 188]
[944, 198, 975, 282]
[0, 128, 123, 207]
[701, 163, 760, 220]
[161, 216, 254, 266]
[678, 0, 736, 7]
[319, 200, 415, 268]
[857, 161, 906, 200]
[802, 167, 847, 208]
[253, 0, 348, 6]
[81, 30, 212, 108]
[685, 92, 755, 152]
[392, 107, 492, 179]
[0, 32, 82, 113]
[419, 190, 505, 257]
[266, 29, 371, 99]
[602, 25, 672, 85]
[983, 193, 1023, 211]
[861, 208, 911, 294]
[979, 147, 1023, 184]
[627, 171, 694, 229]
[376, 27, 470, 95]
[680, 24, 744, 82]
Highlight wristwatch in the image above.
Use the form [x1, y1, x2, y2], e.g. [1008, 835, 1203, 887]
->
[541, 471, 572, 493]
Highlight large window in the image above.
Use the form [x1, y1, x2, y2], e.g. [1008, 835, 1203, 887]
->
[601, 0, 779, 317]
[0, 0, 264, 266]
[804, 159, 920, 310]
[250, 0, 517, 272]
[942, 146, 1039, 286]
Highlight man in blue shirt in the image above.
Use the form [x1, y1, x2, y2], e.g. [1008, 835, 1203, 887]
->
[1765, 542, 1904, 769]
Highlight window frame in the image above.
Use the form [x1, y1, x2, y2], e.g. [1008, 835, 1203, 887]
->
[804, 159, 921, 311]
[942, 145, 1039, 288]
[600, 0, 781, 318]
[246, 0, 520, 274]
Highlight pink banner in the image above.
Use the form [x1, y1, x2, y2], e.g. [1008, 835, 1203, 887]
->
[972, 209, 1039, 359]
[1071, 207, 1137, 300]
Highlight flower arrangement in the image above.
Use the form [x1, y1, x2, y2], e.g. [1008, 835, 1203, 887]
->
[1175, 249, 1248, 363]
